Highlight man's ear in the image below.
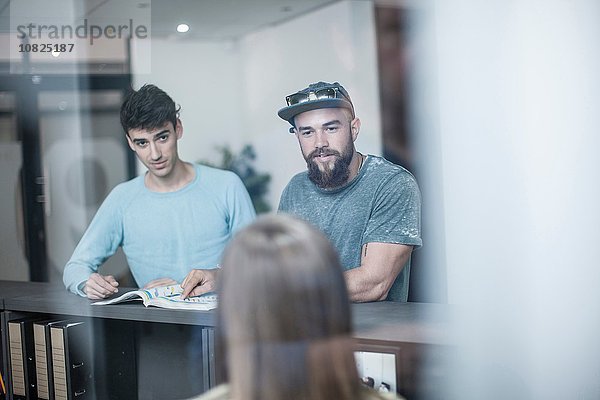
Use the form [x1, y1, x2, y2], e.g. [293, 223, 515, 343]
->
[175, 118, 183, 139]
[125, 134, 136, 151]
[351, 117, 361, 142]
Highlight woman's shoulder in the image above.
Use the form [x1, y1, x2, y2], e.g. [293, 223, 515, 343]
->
[185, 384, 230, 400]
[361, 385, 406, 400]
[186, 383, 404, 400]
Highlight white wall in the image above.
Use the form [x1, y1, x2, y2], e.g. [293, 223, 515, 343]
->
[132, 38, 244, 169]
[131, 0, 381, 210]
[237, 0, 381, 209]
[411, 0, 600, 397]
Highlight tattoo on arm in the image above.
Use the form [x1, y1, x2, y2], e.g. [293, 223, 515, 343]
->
[363, 243, 368, 257]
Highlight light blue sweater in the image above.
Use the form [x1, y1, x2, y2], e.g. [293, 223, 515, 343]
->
[63, 164, 256, 296]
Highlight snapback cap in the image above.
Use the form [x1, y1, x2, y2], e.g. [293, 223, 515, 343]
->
[277, 81, 355, 126]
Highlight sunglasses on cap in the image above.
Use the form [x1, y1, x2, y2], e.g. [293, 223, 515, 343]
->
[285, 87, 350, 106]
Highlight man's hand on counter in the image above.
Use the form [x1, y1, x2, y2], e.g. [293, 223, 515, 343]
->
[180, 268, 219, 299]
[143, 278, 178, 289]
[84, 272, 119, 299]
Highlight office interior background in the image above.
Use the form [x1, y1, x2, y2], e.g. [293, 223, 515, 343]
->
[1, 0, 600, 398]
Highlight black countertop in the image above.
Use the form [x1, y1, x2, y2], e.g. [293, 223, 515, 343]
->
[1, 281, 452, 345]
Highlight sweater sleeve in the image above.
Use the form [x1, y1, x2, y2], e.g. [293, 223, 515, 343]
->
[226, 172, 256, 234]
[62, 187, 125, 296]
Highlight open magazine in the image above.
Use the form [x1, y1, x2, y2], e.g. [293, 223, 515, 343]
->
[92, 284, 217, 311]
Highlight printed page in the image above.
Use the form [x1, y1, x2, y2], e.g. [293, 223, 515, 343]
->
[92, 289, 145, 305]
[92, 285, 182, 305]
[141, 284, 183, 299]
[145, 293, 218, 311]
[92, 285, 216, 309]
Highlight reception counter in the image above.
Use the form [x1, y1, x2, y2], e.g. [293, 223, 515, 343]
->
[1, 281, 452, 399]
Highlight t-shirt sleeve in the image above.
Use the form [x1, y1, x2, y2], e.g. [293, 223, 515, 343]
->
[62, 188, 125, 296]
[363, 172, 422, 248]
[226, 173, 256, 233]
[277, 182, 291, 213]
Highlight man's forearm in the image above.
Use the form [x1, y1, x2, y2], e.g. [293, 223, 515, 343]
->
[348, 242, 413, 302]
[63, 262, 94, 296]
[344, 266, 389, 302]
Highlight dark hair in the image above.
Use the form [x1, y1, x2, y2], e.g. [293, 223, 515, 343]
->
[120, 84, 181, 135]
[217, 214, 361, 400]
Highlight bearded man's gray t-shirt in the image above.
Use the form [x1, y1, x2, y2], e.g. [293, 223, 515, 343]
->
[278, 155, 422, 302]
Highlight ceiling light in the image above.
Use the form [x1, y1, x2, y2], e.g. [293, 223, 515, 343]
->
[176, 23, 190, 33]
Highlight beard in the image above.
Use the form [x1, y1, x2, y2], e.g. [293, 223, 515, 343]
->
[305, 142, 354, 189]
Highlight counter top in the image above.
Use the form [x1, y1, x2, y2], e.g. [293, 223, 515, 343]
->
[352, 301, 453, 345]
[1, 281, 452, 345]
[0, 280, 65, 309]
[2, 284, 215, 326]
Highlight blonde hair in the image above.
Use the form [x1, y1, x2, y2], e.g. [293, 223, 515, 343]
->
[217, 214, 361, 400]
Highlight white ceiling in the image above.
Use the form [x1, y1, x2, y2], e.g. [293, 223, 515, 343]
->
[0, 0, 342, 41]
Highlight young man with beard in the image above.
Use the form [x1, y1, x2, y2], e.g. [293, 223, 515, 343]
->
[63, 84, 256, 299]
[277, 81, 422, 302]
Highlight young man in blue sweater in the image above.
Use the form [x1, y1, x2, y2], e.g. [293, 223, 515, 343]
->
[63, 84, 255, 299]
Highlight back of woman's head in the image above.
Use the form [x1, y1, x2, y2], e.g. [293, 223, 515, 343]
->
[217, 214, 360, 400]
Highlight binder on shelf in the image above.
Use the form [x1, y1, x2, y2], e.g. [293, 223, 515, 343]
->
[1, 370, 6, 400]
[7, 317, 41, 400]
[91, 319, 137, 400]
[201, 327, 217, 390]
[1, 317, 6, 400]
[34, 319, 67, 400]
[50, 320, 95, 400]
